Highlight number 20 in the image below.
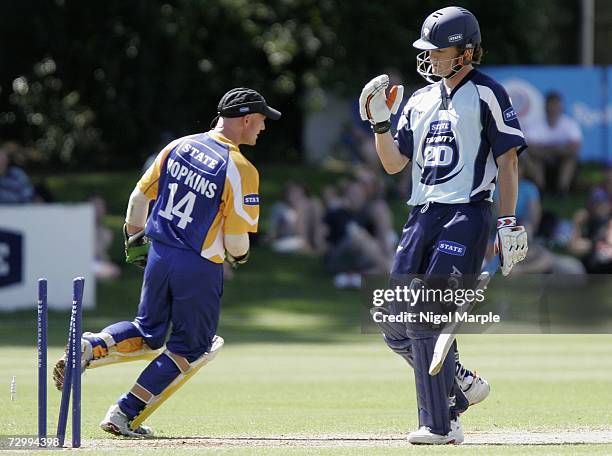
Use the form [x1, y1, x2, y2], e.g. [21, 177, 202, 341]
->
[423, 145, 454, 167]
[158, 183, 196, 229]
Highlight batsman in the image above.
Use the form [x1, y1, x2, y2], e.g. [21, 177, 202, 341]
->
[360, 6, 528, 444]
[53, 88, 281, 437]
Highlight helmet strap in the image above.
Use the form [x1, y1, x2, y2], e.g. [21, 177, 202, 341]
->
[444, 48, 473, 81]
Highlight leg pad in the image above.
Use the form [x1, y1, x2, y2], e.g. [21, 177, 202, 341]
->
[129, 336, 224, 430]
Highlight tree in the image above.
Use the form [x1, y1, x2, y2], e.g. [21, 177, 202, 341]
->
[0, 0, 579, 168]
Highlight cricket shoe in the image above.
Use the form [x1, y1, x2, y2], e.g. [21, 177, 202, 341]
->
[455, 362, 490, 406]
[408, 417, 464, 445]
[52, 336, 93, 391]
[100, 404, 154, 438]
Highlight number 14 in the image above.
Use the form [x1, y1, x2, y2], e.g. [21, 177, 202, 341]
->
[158, 183, 196, 229]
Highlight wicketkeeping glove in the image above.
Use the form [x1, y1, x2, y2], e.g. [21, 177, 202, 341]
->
[359, 74, 404, 134]
[495, 216, 528, 276]
[123, 223, 150, 269]
[226, 250, 250, 269]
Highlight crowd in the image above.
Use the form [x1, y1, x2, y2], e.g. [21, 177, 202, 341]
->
[267, 89, 611, 287]
[0, 141, 120, 280]
[269, 168, 397, 288]
[2, 85, 610, 287]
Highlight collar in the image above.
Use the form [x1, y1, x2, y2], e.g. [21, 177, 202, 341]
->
[208, 130, 240, 151]
[448, 68, 476, 98]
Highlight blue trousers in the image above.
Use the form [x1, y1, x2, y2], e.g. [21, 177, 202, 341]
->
[135, 240, 223, 360]
[384, 201, 491, 434]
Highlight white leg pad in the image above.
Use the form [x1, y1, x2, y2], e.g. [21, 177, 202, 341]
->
[129, 335, 224, 430]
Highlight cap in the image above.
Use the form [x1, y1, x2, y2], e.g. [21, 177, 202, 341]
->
[217, 87, 282, 120]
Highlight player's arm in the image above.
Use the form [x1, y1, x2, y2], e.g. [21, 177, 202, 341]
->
[482, 82, 530, 276]
[225, 233, 249, 258]
[495, 148, 528, 276]
[496, 148, 518, 217]
[374, 132, 409, 175]
[125, 188, 150, 233]
[222, 156, 260, 268]
[123, 146, 172, 267]
[359, 74, 409, 175]
[123, 187, 152, 268]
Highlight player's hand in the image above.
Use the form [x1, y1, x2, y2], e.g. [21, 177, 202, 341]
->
[123, 223, 150, 269]
[226, 250, 250, 269]
[359, 74, 404, 132]
[495, 216, 528, 276]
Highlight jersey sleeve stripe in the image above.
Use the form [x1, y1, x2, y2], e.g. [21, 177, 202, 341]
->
[226, 157, 259, 226]
[475, 84, 525, 139]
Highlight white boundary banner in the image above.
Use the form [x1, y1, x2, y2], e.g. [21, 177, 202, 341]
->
[0, 203, 96, 311]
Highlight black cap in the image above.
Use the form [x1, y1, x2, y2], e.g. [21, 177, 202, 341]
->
[217, 87, 282, 120]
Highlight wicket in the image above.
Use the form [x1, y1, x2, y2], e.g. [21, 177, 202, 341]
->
[37, 279, 47, 444]
[37, 277, 84, 448]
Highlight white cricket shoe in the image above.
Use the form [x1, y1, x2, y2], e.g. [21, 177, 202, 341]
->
[100, 404, 154, 438]
[455, 363, 491, 406]
[52, 337, 93, 391]
[408, 417, 464, 445]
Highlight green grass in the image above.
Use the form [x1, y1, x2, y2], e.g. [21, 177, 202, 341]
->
[3, 166, 609, 454]
[1, 336, 611, 454]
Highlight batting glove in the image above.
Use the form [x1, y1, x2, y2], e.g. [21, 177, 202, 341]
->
[123, 223, 150, 269]
[495, 216, 528, 276]
[359, 74, 404, 134]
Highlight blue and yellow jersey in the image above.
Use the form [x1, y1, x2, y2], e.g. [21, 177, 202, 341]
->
[138, 131, 259, 263]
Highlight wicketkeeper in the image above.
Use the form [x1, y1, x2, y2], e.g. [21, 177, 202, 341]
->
[54, 88, 281, 437]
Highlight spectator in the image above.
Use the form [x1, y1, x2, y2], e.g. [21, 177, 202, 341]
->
[353, 167, 397, 254]
[486, 159, 585, 275]
[0, 142, 34, 204]
[594, 167, 612, 201]
[268, 181, 326, 254]
[587, 218, 612, 273]
[33, 181, 55, 203]
[515, 159, 541, 237]
[323, 174, 396, 288]
[523, 91, 582, 195]
[568, 187, 612, 272]
[91, 195, 121, 280]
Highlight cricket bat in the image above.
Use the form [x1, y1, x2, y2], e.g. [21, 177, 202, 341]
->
[428, 259, 499, 376]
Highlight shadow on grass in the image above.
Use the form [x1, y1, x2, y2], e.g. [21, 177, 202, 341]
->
[0, 247, 365, 347]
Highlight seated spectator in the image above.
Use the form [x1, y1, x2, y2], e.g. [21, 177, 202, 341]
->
[323, 174, 396, 288]
[486, 159, 585, 275]
[513, 159, 542, 238]
[522, 91, 582, 195]
[353, 167, 398, 254]
[568, 187, 612, 272]
[268, 181, 326, 254]
[91, 195, 121, 280]
[33, 181, 55, 203]
[587, 218, 612, 273]
[589, 166, 612, 203]
[0, 141, 34, 204]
